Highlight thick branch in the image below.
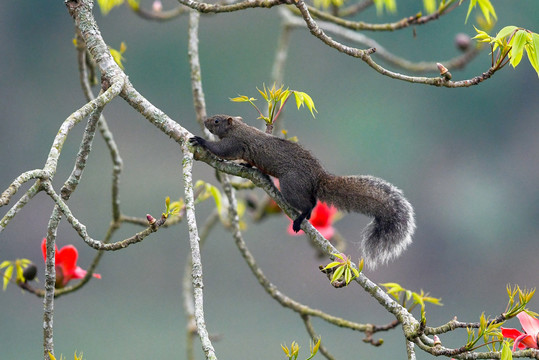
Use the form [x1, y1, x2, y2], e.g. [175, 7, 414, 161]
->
[0, 170, 49, 207]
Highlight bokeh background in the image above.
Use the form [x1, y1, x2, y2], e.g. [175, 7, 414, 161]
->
[0, 0, 537, 359]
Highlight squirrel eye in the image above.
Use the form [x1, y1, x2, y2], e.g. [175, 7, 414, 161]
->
[214, 119, 219, 124]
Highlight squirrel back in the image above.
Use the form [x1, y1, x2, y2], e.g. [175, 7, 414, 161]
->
[191, 115, 415, 268]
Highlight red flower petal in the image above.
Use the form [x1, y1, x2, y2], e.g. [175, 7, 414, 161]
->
[513, 334, 537, 351]
[517, 312, 539, 340]
[310, 202, 337, 227]
[41, 238, 59, 262]
[71, 266, 88, 280]
[56, 245, 79, 274]
[501, 327, 524, 340]
[40, 238, 101, 287]
[287, 202, 337, 239]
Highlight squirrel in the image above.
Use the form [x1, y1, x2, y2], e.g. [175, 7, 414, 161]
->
[190, 114, 415, 268]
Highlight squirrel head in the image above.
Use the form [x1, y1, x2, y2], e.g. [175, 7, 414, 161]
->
[204, 114, 243, 138]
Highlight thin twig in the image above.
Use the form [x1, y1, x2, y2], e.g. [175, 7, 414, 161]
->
[220, 174, 370, 332]
[279, 8, 481, 74]
[291, 0, 459, 32]
[300, 314, 336, 360]
[176, 0, 285, 13]
[133, 5, 188, 21]
[60, 99, 104, 200]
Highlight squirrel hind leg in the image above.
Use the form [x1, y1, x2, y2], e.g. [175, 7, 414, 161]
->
[279, 174, 317, 232]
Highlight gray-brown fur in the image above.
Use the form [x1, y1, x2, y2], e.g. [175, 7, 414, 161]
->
[190, 115, 415, 268]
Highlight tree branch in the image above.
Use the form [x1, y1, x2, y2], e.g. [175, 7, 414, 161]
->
[181, 146, 218, 360]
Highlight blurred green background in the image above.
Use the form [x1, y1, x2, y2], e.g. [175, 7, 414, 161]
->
[0, 0, 538, 359]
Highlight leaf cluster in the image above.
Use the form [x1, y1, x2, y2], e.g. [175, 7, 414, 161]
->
[194, 180, 247, 228]
[504, 284, 537, 318]
[230, 83, 317, 125]
[322, 254, 362, 286]
[1, 258, 34, 290]
[381, 282, 442, 321]
[162, 196, 183, 219]
[465, 312, 503, 351]
[48, 351, 84, 360]
[281, 338, 321, 360]
[463, 0, 496, 25]
[473, 26, 539, 76]
[108, 42, 127, 70]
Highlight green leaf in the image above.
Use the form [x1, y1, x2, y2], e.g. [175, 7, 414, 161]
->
[126, 0, 139, 10]
[15, 261, 24, 282]
[464, 0, 477, 24]
[279, 90, 291, 110]
[208, 185, 223, 216]
[477, 0, 497, 24]
[257, 85, 269, 102]
[281, 344, 290, 357]
[323, 261, 343, 270]
[422, 295, 443, 306]
[526, 33, 539, 77]
[472, 26, 492, 43]
[501, 341, 513, 360]
[332, 265, 345, 283]
[373, 0, 396, 15]
[344, 267, 352, 284]
[293, 91, 317, 118]
[0, 260, 11, 269]
[109, 45, 126, 70]
[96, 0, 124, 15]
[423, 0, 436, 14]
[494, 26, 518, 42]
[230, 95, 256, 103]
[465, 0, 496, 25]
[3, 264, 13, 290]
[510, 30, 528, 68]
[311, 337, 321, 355]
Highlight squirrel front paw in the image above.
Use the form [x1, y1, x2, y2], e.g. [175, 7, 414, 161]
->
[189, 136, 206, 147]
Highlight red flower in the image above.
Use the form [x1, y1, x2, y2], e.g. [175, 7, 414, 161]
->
[501, 312, 539, 351]
[288, 202, 338, 239]
[41, 238, 101, 288]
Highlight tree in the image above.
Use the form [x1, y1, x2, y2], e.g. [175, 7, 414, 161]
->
[0, 0, 537, 359]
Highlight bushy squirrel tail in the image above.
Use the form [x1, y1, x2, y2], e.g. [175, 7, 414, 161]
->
[318, 174, 415, 268]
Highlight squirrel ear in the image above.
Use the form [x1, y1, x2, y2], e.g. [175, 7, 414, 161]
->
[227, 116, 234, 124]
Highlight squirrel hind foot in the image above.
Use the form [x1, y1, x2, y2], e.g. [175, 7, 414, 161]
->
[292, 208, 313, 232]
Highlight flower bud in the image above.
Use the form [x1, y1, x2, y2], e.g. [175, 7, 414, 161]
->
[23, 264, 37, 282]
[436, 63, 452, 80]
[455, 33, 471, 52]
[152, 0, 162, 12]
[146, 214, 157, 225]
